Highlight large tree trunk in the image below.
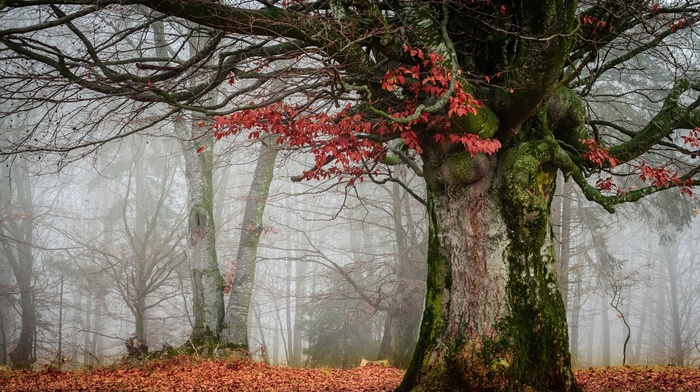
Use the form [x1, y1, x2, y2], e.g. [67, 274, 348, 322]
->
[399, 133, 577, 391]
[160, 19, 225, 343]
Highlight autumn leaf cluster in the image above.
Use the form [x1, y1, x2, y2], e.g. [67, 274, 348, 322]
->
[210, 47, 500, 183]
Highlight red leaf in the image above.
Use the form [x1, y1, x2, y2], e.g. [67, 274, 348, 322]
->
[581, 139, 619, 168]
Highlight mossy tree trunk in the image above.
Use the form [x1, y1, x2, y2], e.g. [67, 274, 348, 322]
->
[178, 122, 225, 343]
[398, 122, 578, 391]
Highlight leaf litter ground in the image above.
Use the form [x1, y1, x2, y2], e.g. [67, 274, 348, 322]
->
[2, 356, 700, 391]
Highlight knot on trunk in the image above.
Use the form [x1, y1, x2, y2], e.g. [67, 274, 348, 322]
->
[439, 152, 490, 185]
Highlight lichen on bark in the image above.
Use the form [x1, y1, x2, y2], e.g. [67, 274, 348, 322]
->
[400, 108, 578, 391]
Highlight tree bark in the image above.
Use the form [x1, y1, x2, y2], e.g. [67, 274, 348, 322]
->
[2, 165, 37, 370]
[399, 132, 578, 391]
[291, 258, 308, 367]
[556, 179, 573, 310]
[178, 126, 225, 342]
[163, 19, 225, 344]
[221, 139, 278, 347]
[663, 244, 685, 366]
[601, 294, 611, 367]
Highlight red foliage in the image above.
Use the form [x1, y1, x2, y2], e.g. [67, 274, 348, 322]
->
[595, 176, 617, 193]
[581, 138, 619, 169]
[212, 47, 500, 181]
[681, 127, 700, 148]
[3, 360, 700, 391]
[636, 161, 693, 196]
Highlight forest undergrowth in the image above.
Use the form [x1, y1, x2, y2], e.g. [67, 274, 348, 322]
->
[1, 356, 700, 391]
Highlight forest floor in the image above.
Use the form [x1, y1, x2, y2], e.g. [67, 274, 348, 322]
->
[1, 356, 700, 391]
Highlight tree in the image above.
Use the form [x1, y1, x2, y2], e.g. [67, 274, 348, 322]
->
[91, 137, 186, 348]
[299, 261, 385, 369]
[649, 228, 700, 367]
[0, 158, 37, 369]
[3, 1, 700, 390]
[222, 137, 279, 348]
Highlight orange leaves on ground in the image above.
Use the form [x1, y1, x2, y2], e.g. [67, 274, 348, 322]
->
[3, 360, 700, 391]
[576, 366, 700, 392]
[1, 357, 404, 392]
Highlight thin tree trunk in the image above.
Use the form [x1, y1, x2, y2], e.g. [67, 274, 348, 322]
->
[252, 303, 268, 364]
[570, 275, 582, 367]
[632, 284, 650, 364]
[285, 260, 293, 363]
[291, 258, 307, 367]
[83, 295, 92, 366]
[379, 180, 425, 368]
[3, 166, 37, 370]
[0, 306, 6, 366]
[222, 139, 278, 348]
[601, 295, 611, 367]
[57, 275, 64, 369]
[272, 316, 280, 365]
[664, 245, 684, 366]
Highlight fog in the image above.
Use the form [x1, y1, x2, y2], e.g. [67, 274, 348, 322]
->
[1, 0, 699, 374]
[1, 123, 699, 369]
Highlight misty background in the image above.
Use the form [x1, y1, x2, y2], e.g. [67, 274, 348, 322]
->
[1, 2, 699, 372]
[1, 121, 698, 369]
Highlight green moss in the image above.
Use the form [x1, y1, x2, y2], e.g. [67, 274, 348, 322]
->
[547, 87, 588, 149]
[441, 152, 490, 185]
[496, 149, 577, 390]
[381, 153, 401, 165]
[451, 105, 499, 138]
[396, 188, 450, 392]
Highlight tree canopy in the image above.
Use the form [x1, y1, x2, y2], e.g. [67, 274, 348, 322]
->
[1, 1, 698, 204]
